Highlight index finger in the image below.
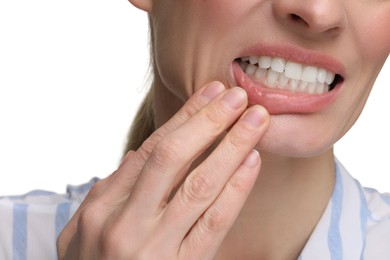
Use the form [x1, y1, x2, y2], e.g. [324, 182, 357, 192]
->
[112, 81, 227, 187]
[57, 82, 227, 254]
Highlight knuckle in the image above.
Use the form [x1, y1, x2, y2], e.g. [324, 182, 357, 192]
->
[138, 130, 164, 160]
[227, 174, 249, 195]
[200, 208, 227, 233]
[86, 179, 105, 198]
[179, 102, 198, 120]
[56, 230, 68, 255]
[181, 173, 215, 204]
[99, 225, 130, 258]
[149, 138, 180, 168]
[133, 246, 160, 260]
[225, 130, 247, 153]
[202, 107, 228, 134]
[77, 204, 102, 235]
[222, 121, 259, 157]
[77, 208, 94, 232]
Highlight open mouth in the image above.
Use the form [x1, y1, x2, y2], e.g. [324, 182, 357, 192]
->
[236, 56, 343, 95]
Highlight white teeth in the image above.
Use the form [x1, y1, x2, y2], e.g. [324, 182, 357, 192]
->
[289, 79, 299, 92]
[288, 82, 298, 92]
[245, 64, 257, 75]
[255, 67, 267, 80]
[278, 73, 289, 87]
[267, 70, 279, 86]
[271, 57, 286, 73]
[240, 55, 339, 95]
[249, 56, 259, 65]
[307, 82, 317, 94]
[316, 83, 325, 94]
[325, 71, 335, 85]
[258, 56, 272, 69]
[284, 61, 302, 80]
[299, 81, 308, 92]
[301, 66, 318, 83]
[317, 68, 327, 83]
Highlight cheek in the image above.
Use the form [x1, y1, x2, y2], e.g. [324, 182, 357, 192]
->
[151, 4, 196, 100]
[350, 4, 390, 64]
[200, 0, 251, 25]
[152, 0, 255, 100]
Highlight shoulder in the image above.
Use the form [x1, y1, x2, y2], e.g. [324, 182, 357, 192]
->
[362, 186, 390, 259]
[333, 159, 390, 258]
[0, 178, 98, 260]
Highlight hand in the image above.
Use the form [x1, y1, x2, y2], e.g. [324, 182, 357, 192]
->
[57, 81, 270, 260]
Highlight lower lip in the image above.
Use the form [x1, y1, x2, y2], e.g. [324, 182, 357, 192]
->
[232, 61, 342, 114]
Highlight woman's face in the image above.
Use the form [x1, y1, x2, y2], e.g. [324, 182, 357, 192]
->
[148, 0, 390, 157]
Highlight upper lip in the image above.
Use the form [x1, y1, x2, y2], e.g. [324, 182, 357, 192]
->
[234, 43, 346, 78]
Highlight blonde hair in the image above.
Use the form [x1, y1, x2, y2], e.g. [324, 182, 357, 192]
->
[123, 17, 156, 155]
[123, 86, 155, 154]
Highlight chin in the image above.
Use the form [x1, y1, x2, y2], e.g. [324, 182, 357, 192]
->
[256, 115, 337, 158]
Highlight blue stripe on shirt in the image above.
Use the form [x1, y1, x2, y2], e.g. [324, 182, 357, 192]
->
[355, 180, 370, 260]
[55, 202, 71, 239]
[328, 165, 343, 260]
[12, 204, 28, 260]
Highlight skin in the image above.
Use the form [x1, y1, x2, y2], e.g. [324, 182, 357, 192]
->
[58, 0, 390, 259]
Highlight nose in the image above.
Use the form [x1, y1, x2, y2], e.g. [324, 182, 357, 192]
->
[272, 0, 347, 37]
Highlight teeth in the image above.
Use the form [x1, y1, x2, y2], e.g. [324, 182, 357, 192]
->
[241, 56, 250, 62]
[316, 83, 326, 94]
[258, 56, 272, 69]
[271, 57, 286, 73]
[240, 55, 338, 95]
[307, 82, 317, 94]
[317, 68, 327, 83]
[289, 79, 299, 92]
[325, 71, 335, 85]
[284, 61, 302, 80]
[245, 64, 257, 75]
[301, 66, 318, 83]
[255, 67, 267, 80]
[278, 73, 289, 87]
[249, 56, 259, 65]
[299, 81, 308, 92]
[267, 70, 279, 86]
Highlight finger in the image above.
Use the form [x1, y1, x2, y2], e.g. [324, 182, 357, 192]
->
[93, 81, 227, 199]
[57, 150, 139, 257]
[92, 87, 249, 255]
[61, 82, 225, 233]
[180, 150, 261, 260]
[161, 105, 269, 242]
[131, 81, 227, 170]
[58, 82, 225, 255]
[57, 172, 116, 258]
[125, 87, 249, 216]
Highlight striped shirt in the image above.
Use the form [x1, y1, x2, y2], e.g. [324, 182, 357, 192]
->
[298, 160, 390, 259]
[0, 178, 98, 260]
[1, 161, 389, 260]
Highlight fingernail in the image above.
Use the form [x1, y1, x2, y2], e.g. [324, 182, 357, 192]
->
[243, 150, 260, 168]
[201, 82, 225, 102]
[243, 106, 267, 127]
[222, 88, 246, 109]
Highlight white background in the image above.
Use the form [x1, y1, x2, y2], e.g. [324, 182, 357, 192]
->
[0, 0, 389, 195]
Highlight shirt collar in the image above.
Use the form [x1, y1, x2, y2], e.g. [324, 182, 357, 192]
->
[299, 159, 370, 260]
